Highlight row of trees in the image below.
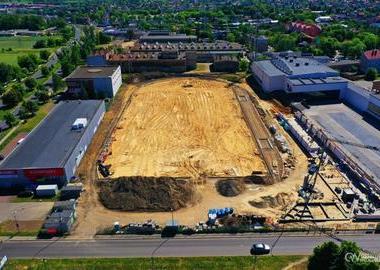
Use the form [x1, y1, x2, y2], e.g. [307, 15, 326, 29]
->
[33, 38, 66, 49]
[0, 14, 47, 31]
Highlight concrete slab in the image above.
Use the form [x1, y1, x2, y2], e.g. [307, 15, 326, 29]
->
[0, 202, 53, 223]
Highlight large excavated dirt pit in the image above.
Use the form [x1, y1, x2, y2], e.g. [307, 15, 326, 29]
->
[105, 77, 266, 178]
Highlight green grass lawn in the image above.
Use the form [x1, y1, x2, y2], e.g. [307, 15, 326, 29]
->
[0, 36, 55, 65]
[11, 193, 59, 203]
[0, 36, 47, 50]
[4, 256, 305, 270]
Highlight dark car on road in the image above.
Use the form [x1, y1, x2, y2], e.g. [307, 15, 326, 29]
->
[250, 243, 271, 255]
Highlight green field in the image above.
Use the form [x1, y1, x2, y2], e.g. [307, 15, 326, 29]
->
[4, 256, 305, 270]
[0, 36, 50, 65]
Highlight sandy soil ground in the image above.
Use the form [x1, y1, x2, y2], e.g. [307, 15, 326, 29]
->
[106, 78, 265, 178]
[71, 80, 309, 238]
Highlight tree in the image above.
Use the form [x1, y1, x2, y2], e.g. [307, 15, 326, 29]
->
[52, 74, 65, 92]
[33, 39, 47, 49]
[239, 58, 250, 72]
[35, 90, 50, 103]
[308, 241, 378, 270]
[308, 241, 340, 270]
[2, 88, 23, 107]
[97, 31, 111, 44]
[3, 112, 18, 127]
[226, 32, 236, 42]
[24, 77, 37, 91]
[0, 84, 4, 95]
[41, 65, 50, 77]
[21, 100, 38, 118]
[17, 54, 40, 72]
[365, 68, 377, 81]
[39, 50, 50, 61]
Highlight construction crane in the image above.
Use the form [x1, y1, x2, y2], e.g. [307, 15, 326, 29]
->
[298, 151, 327, 220]
[329, 138, 380, 152]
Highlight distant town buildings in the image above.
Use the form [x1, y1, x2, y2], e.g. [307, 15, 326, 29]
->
[287, 21, 322, 39]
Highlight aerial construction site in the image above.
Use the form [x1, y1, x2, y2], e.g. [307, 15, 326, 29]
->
[72, 74, 380, 238]
[72, 76, 302, 237]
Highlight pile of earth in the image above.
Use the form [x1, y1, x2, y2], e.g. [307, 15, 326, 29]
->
[98, 176, 196, 212]
[249, 192, 293, 208]
[216, 178, 246, 197]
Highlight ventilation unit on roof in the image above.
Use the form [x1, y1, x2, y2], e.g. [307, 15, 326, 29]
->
[295, 63, 300, 67]
[72, 118, 87, 131]
[305, 62, 309, 66]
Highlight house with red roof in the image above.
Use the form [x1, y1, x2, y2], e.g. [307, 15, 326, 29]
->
[287, 21, 322, 39]
[361, 49, 380, 73]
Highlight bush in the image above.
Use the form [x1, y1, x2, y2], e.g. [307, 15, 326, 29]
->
[3, 112, 18, 127]
[24, 77, 37, 91]
[2, 87, 23, 107]
[39, 50, 50, 61]
[365, 68, 378, 81]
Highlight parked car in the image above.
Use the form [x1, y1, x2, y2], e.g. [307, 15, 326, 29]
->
[250, 243, 271, 255]
[17, 190, 34, 198]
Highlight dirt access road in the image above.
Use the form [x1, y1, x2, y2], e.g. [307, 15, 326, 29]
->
[106, 77, 266, 178]
[233, 86, 284, 183]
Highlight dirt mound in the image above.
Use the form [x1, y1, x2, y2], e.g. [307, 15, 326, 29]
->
[98, 177, 196, 212]
[249, 192, 293, 209]
[216, 179, 246, 197]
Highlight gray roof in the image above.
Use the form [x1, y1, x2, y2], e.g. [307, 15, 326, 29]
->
[255, 57, 339, 78]
[304, 103, 380, 186]
[65, 66, 119, 80]
[140, 34, 196, 41]
[0, 100, 104, 169]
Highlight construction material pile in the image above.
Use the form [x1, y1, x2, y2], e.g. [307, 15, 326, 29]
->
[98, 176, 196, 212]
[216, 179, 246, 197]
[249, 192, 294, 209]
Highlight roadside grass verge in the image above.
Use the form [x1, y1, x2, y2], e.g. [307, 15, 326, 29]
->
[4, 256, 305, 270]
[0, 220, 41, 237]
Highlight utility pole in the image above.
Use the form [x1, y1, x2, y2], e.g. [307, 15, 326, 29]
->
[13, 211, 19, 233]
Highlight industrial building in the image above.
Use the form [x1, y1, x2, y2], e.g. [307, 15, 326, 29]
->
[360, 49, 380, 73]
[251, 52, 346, 93]
[210, 55, 239, 72]
[139, 31, 197, 43]
[88, 51, 197, 73]
[0, 100, 105, 190]
[292, 102, 380, 196]
[130, 41, 244, 63]
[65, 66, 122, 98]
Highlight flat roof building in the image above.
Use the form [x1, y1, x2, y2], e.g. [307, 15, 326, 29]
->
[139, 32, 197, 43]
[65, 66, 122, 99]
[0, 100, 105, 190]
[252, 53, 345, 93]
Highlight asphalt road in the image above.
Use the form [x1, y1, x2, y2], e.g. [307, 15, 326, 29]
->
[0, 234, 379, 258]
